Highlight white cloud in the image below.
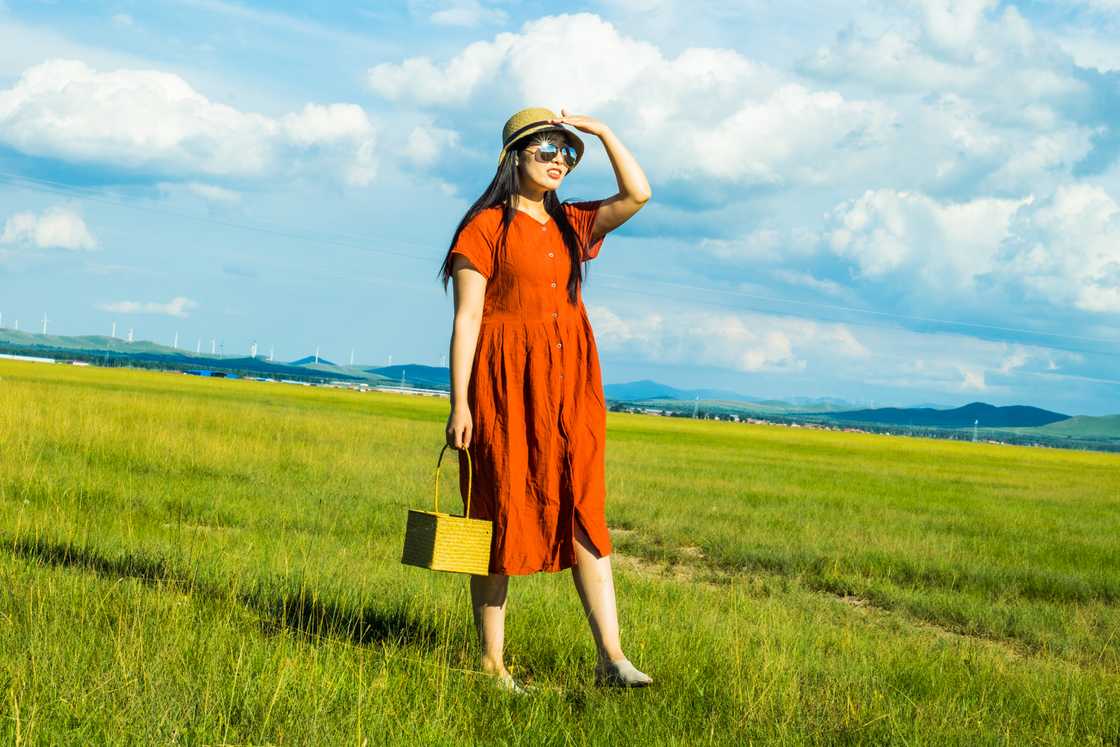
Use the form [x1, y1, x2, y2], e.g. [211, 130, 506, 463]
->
[1, 206, 97, 250]
[586, 301, 1086, 397]
[914, 0, 1000, 58]
[368, 13, 892, 187]
[827, 189, 1030, 286]
[158, 181, 241, 203]
[998, 183, 1120, 313]
[997, 347, 1030, 374]
[699, 226, 819, 263]
[111, 13, 135, 27]
[422, 0, 508, 27]
[799, 1, 1107, 194]
[403, 123, 462, 167]
[824, 184, 1120, 314]
[368, 35, 517, 106]
[587, 303, 870, 373]
[281, 103, 377, 185]
[369, 7, 1107, 199]
[0, 60, 377, 186]
[804, 3, 1074, 102]
[97, 297, 198, 318]
[1060, 0, 1120, 10]
[1053, 30, 1120, 72]
[686, 84, 893, 186]
[771, 269, 847, 297]
[958, 366, 987, 391]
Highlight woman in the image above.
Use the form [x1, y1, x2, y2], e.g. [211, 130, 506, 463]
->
[437, 106, 652, 693]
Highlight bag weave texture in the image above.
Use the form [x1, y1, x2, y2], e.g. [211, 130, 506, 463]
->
[401, 444, 492, 576]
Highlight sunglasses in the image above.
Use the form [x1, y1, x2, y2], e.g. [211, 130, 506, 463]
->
[522, 140, 579, 169]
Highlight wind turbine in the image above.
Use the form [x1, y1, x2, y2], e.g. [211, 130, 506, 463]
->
[111, 321, 117, 339]
[315, 346, 320, 365]
[127, 328, 134, 343]
[173, 331, 179, 349]
[41, 313, 49, 335]
[350, 348, 355, 367]
[196, 338, 201, 354]
[210, 339, 216, 355]
[269, 346, 274, 362]
[250, 341, 258, 358]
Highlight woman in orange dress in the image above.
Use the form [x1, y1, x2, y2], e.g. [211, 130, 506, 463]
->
[438, 106, 652, 692]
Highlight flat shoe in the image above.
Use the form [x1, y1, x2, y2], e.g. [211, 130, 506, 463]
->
[491, 671, 534, 695]
[595, 658, 653, 688]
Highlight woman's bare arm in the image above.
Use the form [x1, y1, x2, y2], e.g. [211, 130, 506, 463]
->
[548, 110, 651, 239]
[447, 255, 487, 447]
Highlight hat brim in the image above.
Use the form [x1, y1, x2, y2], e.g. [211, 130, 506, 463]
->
[498, 123, 584, 171]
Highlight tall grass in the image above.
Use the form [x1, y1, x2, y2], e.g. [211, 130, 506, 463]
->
[1, 360, 1117, 745]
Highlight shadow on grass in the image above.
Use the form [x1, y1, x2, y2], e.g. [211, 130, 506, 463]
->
[2, 532, 441, 650]
[243, 582, 440, 649]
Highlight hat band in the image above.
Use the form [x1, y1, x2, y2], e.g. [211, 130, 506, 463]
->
[502, 120, 559, 149]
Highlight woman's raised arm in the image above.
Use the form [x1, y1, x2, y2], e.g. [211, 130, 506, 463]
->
[549, 109, 651, 240]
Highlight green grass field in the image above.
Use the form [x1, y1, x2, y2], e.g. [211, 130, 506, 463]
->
[1, 359, 1117, 745]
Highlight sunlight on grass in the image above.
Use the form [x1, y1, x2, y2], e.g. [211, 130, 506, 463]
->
[1, 360, 1117, 744]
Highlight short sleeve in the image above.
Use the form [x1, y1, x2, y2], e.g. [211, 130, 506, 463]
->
[562, 199, 605, 260]
[450, 217, 495, 279]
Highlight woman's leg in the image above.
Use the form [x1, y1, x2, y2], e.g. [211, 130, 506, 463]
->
[570, 520, 625, 663]
[571, 521, 654, 685]
[469, 573, 510, 676]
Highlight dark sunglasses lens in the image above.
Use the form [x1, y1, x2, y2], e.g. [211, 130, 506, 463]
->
[531, 141, 577, 168]
[535, 142, 559, 161]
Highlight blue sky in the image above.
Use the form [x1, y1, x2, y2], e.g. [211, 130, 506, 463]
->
[1, 0, 1117, 415]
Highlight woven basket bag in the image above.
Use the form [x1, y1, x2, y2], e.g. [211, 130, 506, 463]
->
[401, 443, 493, 575]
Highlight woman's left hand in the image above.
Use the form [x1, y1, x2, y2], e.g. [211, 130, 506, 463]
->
[549, 109, 609, 137]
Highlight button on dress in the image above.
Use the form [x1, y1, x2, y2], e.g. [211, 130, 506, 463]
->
[451, 200, 612, 575]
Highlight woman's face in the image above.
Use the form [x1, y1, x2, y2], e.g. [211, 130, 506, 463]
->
[516, 132, 571, 192]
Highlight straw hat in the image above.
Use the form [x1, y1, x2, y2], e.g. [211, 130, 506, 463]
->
[497, 106, 585, 172]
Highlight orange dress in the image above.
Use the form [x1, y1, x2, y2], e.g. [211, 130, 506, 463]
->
[451, 199, 612, 575]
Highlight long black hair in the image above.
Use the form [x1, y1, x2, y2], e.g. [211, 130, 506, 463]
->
[438, 131, 590, 305]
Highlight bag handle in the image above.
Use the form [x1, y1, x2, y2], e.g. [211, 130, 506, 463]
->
[434, 443, 472, 517]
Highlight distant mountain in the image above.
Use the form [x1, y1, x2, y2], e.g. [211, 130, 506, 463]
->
[0, 331, 368, 381]
[291, 355, 337, 367]
[604, 379, 695, 401]
[2, 331, 1107, 431]
[784, 396, 868, 408]
[367, 364, 450, 388]
[602, 379, 865, 411]
[604, 379, 771, 404]
[1, 329, 181, 355]
[821, 402, 1070, 428]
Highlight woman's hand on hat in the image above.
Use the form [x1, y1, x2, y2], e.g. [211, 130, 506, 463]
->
[549, 109, 607, 137]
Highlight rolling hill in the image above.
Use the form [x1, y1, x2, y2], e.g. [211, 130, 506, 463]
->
[290, 355, 337, 367]
[1035, 415, 1120, 439]
[602, 379, 861, 409]
[820, 402, 1070, 428]
[365, 365, 450, 388]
